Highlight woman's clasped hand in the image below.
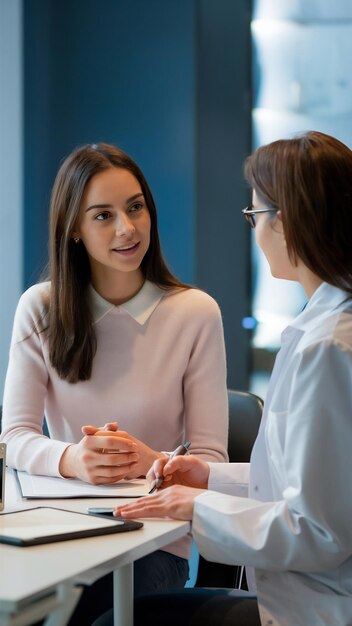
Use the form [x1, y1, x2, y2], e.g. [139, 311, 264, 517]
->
[59, 421, 167, 484]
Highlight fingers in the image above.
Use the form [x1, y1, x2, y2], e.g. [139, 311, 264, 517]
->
[66, 428, 141, 485]
[146, 455, 193, 492]
[114, 485, 200, 521]
[79, 450, 139, 484]
[93, 428, 130, 436]
[118, 491, 162, 516]
[84, 433, 137, 453]
[81, 422, 119, 436]
[77, 437, 140, 483]
[157, 454, 193, 479]
[147, 456, 170, 482]
[88, 469, 132, 484]
[102, 422, 119, 431]
[85, 431, 136, 460]
[81, 425, 99, 435]
[99, 451, 140, 467]
[162, 456, 187, 475]
[115, 493, 166, 518]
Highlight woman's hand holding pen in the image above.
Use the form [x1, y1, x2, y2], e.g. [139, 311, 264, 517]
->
[148, 454, 210, 491]
[113, 455, 210, 521]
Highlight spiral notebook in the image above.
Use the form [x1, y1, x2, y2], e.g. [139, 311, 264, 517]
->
[0, 506, 143, 547]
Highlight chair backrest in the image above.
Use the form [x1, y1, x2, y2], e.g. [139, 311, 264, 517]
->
[195, 389, 263, 588]
[227, 389, 263, 463]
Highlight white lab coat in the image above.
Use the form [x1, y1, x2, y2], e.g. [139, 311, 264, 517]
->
[192, 282, 352, 626]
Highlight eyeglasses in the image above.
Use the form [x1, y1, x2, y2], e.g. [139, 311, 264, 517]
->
[242, 205, 277, 228]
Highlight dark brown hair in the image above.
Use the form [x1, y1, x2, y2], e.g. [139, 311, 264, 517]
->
[244, 131, 352, 294]
[47, 143, 189, 382]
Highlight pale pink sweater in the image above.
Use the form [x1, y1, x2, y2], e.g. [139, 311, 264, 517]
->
[1, 280, 228, 558]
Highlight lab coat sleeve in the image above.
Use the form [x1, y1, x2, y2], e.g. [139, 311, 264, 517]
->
[192, 340, 352, 572]
[208, 461, 249, 497]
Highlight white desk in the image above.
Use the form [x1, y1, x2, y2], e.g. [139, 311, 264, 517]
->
[0, 469, 190, 626]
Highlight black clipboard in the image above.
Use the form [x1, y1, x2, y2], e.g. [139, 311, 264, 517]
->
[0, 506, 143, 547]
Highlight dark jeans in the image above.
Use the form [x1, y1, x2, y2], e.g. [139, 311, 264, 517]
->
[67, 550, 189, 626]
[93, 589, 261, 626]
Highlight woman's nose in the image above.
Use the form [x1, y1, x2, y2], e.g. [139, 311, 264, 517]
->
[115, 214, 135, 236]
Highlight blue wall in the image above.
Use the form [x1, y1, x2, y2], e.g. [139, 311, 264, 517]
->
[24, 0, 196, 285]
[23, 0, 253, 389]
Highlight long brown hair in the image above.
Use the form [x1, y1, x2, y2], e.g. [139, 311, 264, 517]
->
[48, 143, 189, 382]
[244, 131, 352, 295]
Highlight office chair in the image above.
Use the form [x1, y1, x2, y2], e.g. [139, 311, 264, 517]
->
[194, 389, 263, 589]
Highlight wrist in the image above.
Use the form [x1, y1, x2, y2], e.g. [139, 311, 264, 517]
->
[59, 444, 77, 478]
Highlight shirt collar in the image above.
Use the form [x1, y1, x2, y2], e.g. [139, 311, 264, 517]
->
[89, 280, 165, 325]
[289, 282, 351, 331]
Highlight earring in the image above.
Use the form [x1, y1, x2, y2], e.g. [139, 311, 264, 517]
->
[73, 237, 80, 243]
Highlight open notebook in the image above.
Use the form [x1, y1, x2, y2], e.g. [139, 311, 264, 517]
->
[0, 506, 143, 546]
[16, 470, 149, 499]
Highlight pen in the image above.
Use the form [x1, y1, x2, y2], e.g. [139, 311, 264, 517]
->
[148, 441, 191, 494]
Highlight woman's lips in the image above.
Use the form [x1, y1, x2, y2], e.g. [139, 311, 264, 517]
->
[112, 242, 140, 255]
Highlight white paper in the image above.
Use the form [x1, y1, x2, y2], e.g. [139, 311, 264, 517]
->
[16, 471, 149, 499]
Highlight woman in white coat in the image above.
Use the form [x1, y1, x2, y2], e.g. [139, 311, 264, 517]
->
[111, 131, 352, 626]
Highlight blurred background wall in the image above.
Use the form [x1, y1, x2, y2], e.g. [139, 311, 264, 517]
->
[0, 0, 253, 400]
[0, 0, 23, 403]
[2, 0, 351, 403]
[250, 0, 352, 394]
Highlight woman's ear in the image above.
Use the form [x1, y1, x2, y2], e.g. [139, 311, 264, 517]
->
[276, 211, 286, 244]
[72, 232, 80, 244]
[276, 210, 284, 228]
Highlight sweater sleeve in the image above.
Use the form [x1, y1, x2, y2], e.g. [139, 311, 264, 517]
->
[0, 286, 70, 475]
[182, 292, 229, 462]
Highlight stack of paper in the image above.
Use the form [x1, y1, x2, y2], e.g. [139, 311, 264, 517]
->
[16, 471, 149, 499]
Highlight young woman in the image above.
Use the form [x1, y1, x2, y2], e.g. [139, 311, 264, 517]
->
[0, 143, 228, 624]
[113, 131, 352, 626]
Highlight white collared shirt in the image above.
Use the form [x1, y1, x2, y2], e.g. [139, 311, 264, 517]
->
[88, 280, 164, 326]
[193, 282, 352, 626]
